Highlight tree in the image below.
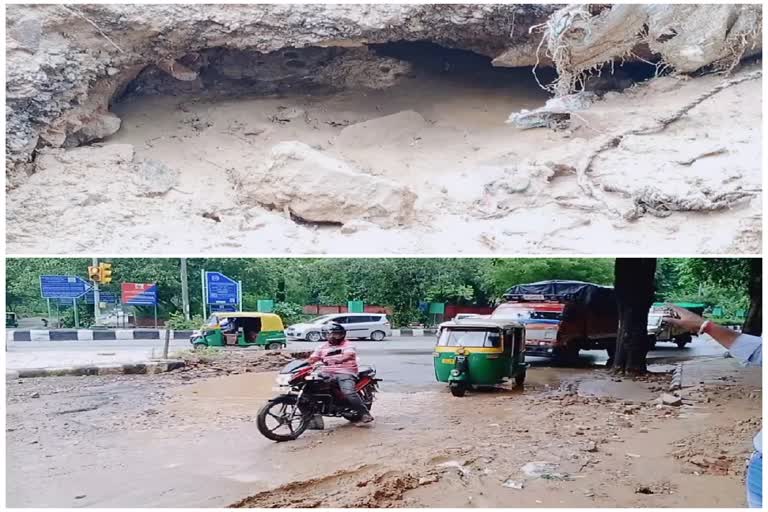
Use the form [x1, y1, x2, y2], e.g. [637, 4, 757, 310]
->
[612, 258, 657, 373]
[744, 258, 761, 335]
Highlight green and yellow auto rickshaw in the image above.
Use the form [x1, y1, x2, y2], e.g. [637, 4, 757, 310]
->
[434, 318, 528, 397]
[190, 312, 287, 350]
[6, 312, 18, 328]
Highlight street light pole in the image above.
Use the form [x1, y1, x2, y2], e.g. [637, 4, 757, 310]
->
[92, 257, 100, 326]
[180, 258, 190, 321]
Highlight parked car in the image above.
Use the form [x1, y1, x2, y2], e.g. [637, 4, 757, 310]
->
[285, 313, 392, 342]
[647, 302, 705, 348]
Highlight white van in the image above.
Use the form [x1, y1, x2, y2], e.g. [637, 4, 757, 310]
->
[286, 313, 392, 342]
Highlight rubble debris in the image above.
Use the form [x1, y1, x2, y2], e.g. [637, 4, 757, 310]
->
[659, 393, 682, 407]
[502, 479, 525, 490]
[229, 141, 417, 227]
[506, 92, 597, 130]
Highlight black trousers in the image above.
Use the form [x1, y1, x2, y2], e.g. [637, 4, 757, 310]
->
[333, 374, 369, 415]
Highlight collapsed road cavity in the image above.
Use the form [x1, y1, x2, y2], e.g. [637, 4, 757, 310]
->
[5, 4, 763, 254]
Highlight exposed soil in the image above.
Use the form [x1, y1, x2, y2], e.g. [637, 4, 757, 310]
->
[6, 357, 761, 508]
[6, 62, 762, 254]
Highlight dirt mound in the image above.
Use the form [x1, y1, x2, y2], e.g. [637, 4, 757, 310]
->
[231, 465, 424, 508]
[670, 416, 761, 478]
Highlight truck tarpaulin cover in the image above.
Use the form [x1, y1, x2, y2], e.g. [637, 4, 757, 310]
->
[504, 280, 619, 345]
[503, 280, 614, 304]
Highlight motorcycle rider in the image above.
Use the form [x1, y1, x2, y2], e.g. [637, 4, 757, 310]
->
[308, 322, 374, 425]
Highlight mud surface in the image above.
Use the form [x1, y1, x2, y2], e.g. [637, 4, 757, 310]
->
[6, 355, 760, 508]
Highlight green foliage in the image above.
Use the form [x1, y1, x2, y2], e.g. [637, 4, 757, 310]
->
[6, 257, 756, 329]
[165, 312, 204, 330]
[656, 258, 753, 320]
[272, 302, 307, 325]
[487, 258, 615, 297]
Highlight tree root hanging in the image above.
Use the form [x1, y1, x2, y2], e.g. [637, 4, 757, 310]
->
[573, 69, 762, 217]
[623, 186, 757, 221]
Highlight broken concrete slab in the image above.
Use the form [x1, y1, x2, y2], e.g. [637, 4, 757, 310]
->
[230, 141, 417, 227]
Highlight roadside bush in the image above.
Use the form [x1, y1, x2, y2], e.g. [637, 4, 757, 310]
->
[166, 312, 204, 330]
[273, 302, 308, 325]
[171, 346, 222, 363]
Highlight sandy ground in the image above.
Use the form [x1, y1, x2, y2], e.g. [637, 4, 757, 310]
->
[6, 353, 760, 508]
[5, 64, 761, 254]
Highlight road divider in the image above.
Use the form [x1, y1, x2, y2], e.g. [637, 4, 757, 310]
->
[6, 360, 186, 380]
[8, 329, 438, 342]
[7, 329, 195, 342]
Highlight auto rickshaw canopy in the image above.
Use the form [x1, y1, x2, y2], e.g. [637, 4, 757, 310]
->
[207, 312, 285, 331]
[439, 318, 525, 330]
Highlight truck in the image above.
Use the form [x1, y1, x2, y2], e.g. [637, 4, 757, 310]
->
[647, 302, 705, 348]
[491, 280, 619, 361]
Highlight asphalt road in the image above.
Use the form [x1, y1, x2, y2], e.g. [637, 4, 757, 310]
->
[7, 335, 727, 390]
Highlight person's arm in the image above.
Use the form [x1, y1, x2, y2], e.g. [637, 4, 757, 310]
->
[322, 345, 356, 365]
[307, 346, 323, 364]
[664, 304, 761, 366]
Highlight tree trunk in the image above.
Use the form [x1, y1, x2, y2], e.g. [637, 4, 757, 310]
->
[743, 258, 762, 335]
[612, 258, 657, 374]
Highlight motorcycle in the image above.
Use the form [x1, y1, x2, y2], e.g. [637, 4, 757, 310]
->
[256, 354, 380, 442]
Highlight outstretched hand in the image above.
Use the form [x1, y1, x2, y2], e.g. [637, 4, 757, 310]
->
[663, 304, 705, 333]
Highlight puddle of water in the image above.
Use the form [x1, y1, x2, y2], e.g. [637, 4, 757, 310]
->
[169, 372, 278, 419]
[576, 379, 656, 402]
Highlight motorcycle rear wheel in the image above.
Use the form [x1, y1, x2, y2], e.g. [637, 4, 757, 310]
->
[257, 395, 310, 442]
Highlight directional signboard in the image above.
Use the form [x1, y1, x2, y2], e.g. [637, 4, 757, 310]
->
[83, 291, 119, 304]
[209, 304, 238, 313]
[205, 272, 239, 305]
[40, 275, 91, 299]
[121, 283, 158, 305]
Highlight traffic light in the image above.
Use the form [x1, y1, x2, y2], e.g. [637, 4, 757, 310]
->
[88, 266, 101, 282]
[98, 262, 113, 284]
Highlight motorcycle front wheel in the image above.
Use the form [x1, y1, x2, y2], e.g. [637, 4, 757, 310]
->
[257, 395, 310, 442]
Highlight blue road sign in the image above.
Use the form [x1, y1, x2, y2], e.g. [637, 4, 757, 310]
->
[40, 275, 91, 299]
[83, 291, 119, 304]
[209, 304, 238, 313]
[205, 272, 239, 305]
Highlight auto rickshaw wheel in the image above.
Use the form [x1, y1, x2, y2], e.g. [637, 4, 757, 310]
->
[267, 342, 283, 351]
[449, 383, 467, 397]
[193, 342, 207, 351]
[514, 371, 526, 388]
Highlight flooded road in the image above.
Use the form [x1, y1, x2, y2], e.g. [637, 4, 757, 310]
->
[6, 335, 755, 507]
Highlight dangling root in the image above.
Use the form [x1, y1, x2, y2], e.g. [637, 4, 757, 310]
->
[573, 70, 762, 216]
[624, 187, 757, 221]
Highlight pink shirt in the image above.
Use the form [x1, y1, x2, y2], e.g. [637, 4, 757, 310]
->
[308, 339, 359, 376]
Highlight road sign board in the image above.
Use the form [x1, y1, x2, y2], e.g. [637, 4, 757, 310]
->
[83, 291, 119, 304]
[205, 272, 239, 305]
[209, 304, 238, 313]
[40, 275, 91, 299]
[121, 283, 158, 305]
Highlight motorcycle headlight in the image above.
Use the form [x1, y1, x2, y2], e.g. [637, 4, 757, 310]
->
[275, 374, 292, 386]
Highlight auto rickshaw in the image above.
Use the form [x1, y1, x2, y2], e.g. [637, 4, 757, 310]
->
[433, 318, 528, 397]
[190, 312, 287, 350]
[6, 312, 18, 328]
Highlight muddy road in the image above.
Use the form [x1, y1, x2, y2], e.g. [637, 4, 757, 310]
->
[6, 339, 760, 507]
